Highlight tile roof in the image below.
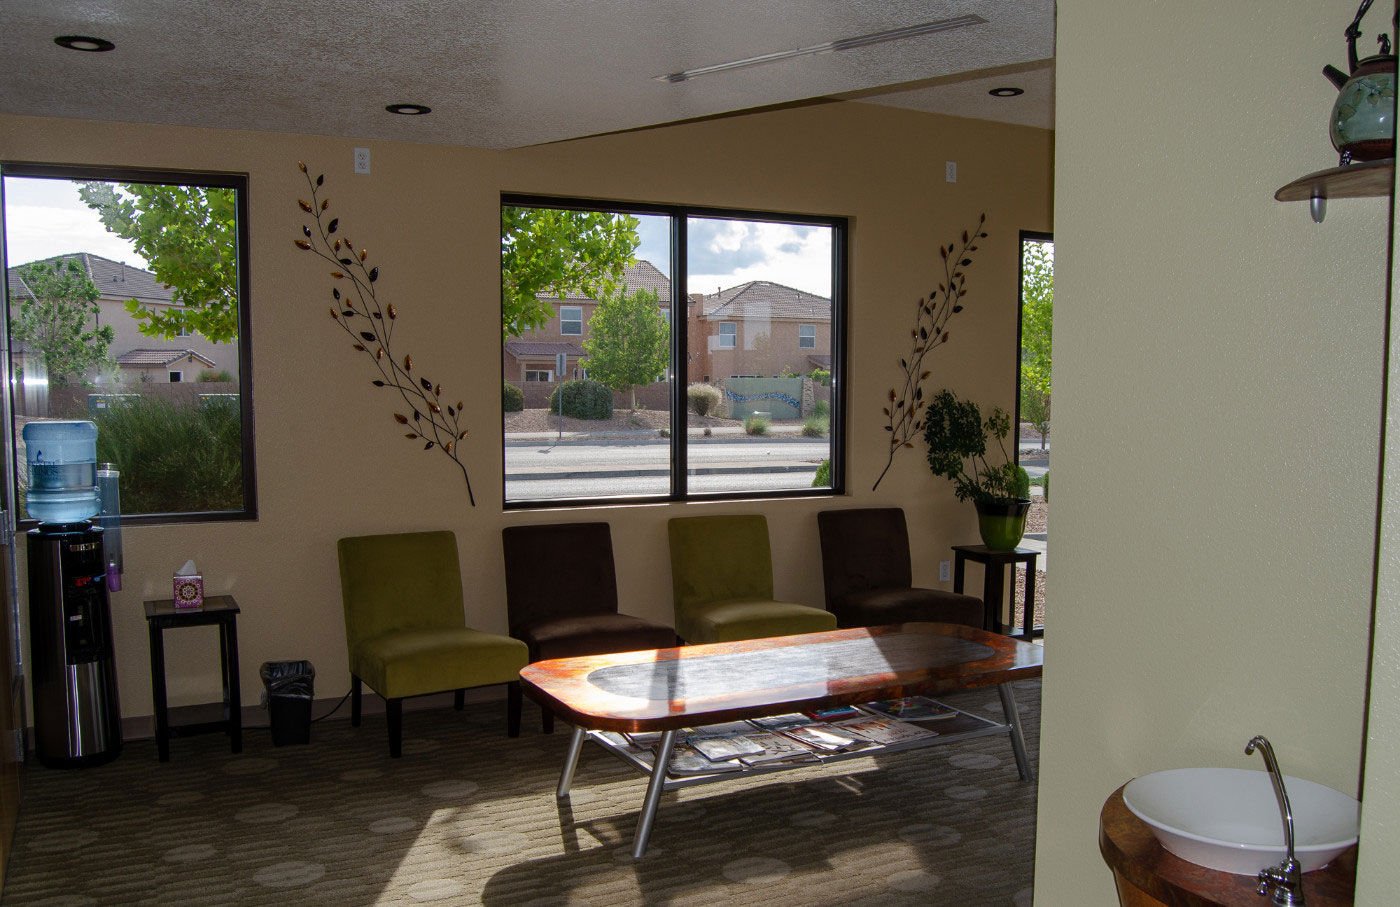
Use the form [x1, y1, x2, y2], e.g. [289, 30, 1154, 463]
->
[702, 281, 831, 322]
[7, 252, 174, 306]
[503, 341, 583, 357]
[807, 354, 832, 369]
[538, 259, 671, 302]
[115, 349, 216, 368]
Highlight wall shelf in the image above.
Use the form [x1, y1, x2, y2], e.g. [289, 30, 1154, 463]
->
[1275, 158, 1394, 221]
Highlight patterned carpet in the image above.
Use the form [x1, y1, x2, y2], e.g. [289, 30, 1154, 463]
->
[3, 681, 1040, 905]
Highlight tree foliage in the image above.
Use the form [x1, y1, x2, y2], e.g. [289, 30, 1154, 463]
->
[8, 259, 115, 386]
[1019, 240, 1053, 405]
[501, 207, 639, 340]
[581, 287, 669, 410]
[77, 182, 240, 342]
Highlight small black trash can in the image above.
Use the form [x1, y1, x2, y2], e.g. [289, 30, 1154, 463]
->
[260, 660, 315, 746]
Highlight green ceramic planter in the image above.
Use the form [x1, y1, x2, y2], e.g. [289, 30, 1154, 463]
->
[975, 499, 1032, 550]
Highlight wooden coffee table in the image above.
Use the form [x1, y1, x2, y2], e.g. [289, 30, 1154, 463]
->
[520, 622, 1043, 858]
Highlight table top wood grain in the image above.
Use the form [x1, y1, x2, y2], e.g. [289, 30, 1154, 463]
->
[520, 622, 1043, 733]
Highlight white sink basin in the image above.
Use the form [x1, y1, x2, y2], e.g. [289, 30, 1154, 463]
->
[1122, 767, 1359, 875]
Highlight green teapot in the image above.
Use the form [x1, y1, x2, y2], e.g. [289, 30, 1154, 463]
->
[1324, 0, 1396, 164]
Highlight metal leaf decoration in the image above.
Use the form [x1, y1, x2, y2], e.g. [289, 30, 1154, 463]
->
[871, 213, 987, 492]
[294, 162, 476, 505]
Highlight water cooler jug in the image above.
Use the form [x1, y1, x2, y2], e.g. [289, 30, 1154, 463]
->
[24, 421, 122, 767]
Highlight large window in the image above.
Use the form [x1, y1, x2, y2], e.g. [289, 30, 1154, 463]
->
[502, 197, 845, 506]
[2, 163, 255, 524]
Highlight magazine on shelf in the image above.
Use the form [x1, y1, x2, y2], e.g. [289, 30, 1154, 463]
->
[643, 743, 745, 776]
[736, 731, 821, 766]
[832, 715, 937, 746]
[803, 705, 863, 721]
[687, 733, 766, 762]
[862, 696, 958, 722]
[780, 723, 870, 752]
[688, 721, 762, 738]
[747, 713, 812, 731]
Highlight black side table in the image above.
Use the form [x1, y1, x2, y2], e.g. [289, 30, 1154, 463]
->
[951, 545, 1040, 639]
[143, 595, 242, 761]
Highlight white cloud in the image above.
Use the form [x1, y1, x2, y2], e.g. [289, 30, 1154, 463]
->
[3, 178, 146, 270]
[686, 220, 832, 299]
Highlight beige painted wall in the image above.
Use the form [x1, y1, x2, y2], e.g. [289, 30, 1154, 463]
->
[1040, 1, 1390, 903]
[1358, 162, 1400, 903]
[0, 104, 1051, 729]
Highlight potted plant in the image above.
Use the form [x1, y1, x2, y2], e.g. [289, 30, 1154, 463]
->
[922, 389, 1031, 550]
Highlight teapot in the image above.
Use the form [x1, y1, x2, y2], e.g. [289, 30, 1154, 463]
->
[1323, 0, 1396, 164]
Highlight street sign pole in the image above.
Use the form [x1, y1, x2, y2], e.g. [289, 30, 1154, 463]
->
[556, 352, 567, 441]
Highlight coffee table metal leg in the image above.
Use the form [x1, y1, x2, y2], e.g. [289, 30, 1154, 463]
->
[632, 728, 676, 860]
[556, 726, 587, 799]
[998, 682, 1034, 781]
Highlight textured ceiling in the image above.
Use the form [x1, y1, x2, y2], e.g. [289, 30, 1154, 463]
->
[846, 59, 1055, 130]
[0, 1, 1054, 149]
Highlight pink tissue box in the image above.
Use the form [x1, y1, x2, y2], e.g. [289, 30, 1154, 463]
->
[173, 574, 204, 609]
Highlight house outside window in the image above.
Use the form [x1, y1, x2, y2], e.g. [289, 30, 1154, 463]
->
[524, 370, 552, 382]
[1, 163, 256, 524]
[501, 197, 845, 506]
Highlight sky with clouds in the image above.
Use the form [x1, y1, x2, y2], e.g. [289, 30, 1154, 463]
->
[5, 179, 835, 301]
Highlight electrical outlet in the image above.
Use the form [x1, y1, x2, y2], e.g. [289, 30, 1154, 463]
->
[939, 560, 951, 582]
[354, 147, 371, 174]
[945, 160, 957, 183]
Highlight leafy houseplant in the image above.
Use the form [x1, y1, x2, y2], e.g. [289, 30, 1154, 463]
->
[923, 389, 1031, 549]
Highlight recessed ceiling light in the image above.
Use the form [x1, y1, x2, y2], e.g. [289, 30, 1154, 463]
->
[55, 35, 114, 53]
[385, 104, 431, 116]
[989, 87, 1025, 97]
[657, 15, 988, 83]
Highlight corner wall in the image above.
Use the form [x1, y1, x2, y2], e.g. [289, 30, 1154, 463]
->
[1041, 1, 1389, 902]
[0, 103, 1051, 727]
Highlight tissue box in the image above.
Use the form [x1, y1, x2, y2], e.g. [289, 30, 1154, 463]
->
[173, 574, 204, 609]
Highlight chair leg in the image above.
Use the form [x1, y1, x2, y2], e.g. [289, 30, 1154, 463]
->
[454, 689, 465, 711]
[386, 697, 403, 758]
[507, 682, 522, 738]
[351, 675, 362, 728]
[542, 707, 555, 734]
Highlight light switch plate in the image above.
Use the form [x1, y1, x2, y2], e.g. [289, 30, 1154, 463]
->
[354, 148, 371, 174]
[939, 560, 951, 582]
[945, 161, 957, 182]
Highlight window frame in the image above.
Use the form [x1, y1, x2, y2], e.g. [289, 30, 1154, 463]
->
[1, 161, 257, 527]
[717, 321, 737, 349]
[798, 323, 816, 349]
[558, 305, 583, 335]
[501, 193, 847, 509]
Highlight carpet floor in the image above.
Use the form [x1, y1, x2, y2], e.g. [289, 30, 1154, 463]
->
[2, 680, 1040, 905]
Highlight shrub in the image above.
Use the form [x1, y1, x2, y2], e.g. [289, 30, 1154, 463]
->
[1043, 472, 1049, 502]
[812, 458, 831, 488]
[1012, 464, 1031, 500]
[813, 399, 830, 418]
[502, 380, 524, 413]
[809, 368, 831, 386]
[687, 383, 722, 417]
[92, 394, 243, 515]
[548, 379, 613, 419]
[197, 369, 235, 383]
[744, 414, 770, 436]
[801, 415, 829, 438]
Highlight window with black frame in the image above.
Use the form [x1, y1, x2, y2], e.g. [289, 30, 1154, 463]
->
[2, 163, 255, 524]
[501, 198, 844, 507]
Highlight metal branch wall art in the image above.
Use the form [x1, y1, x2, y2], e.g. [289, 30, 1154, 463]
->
[872, 214, 987, 493]
[293, 162, 476, 505]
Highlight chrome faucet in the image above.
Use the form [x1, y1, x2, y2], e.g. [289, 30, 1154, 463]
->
[1246, 735, 1305, 906]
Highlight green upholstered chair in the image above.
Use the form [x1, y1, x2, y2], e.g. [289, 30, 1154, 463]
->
[666, 514, 836, 644]
[337, 530, 529, 757]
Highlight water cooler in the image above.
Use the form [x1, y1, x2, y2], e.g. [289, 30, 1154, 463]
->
[24, 421, 122, 768]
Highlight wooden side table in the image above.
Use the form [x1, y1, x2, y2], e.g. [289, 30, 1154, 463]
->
[951, 544, 1040, 638]
[143, 595, 242, 762]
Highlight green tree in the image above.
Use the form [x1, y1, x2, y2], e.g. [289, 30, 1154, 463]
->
[501, 207, 640, 340]
[1019, 240, 1053, 447]
[581, 287, 669, 410]
[77, 182, 239, 342]
[8, 259, 115, 386]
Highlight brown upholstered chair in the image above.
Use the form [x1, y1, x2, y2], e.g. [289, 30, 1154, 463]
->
[502, 521, 676, 732]
[817, 508, 984, 630]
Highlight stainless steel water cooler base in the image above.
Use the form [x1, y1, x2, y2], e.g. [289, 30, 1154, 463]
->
[28, 525, 122, 768]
